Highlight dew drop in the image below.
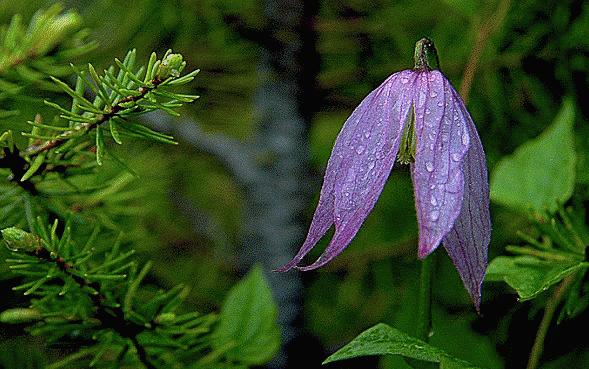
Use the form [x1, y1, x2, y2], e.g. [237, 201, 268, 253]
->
[418, 91, 427, 106]
[437, 101, 443, 107]
[401, 77, 409, 84]
[425, 161, 434, 172]
[462, 134, 468, 145]
[451, 153, 461, 161]
[430, 91, 438, 98]
[430, 210, 440, 221]
[430, 195, 438, 206]
[425, 108, 431, 115]
[356, 145, 365, 154]
[364, 131, 371, 138]
[368, 161, 375, 170]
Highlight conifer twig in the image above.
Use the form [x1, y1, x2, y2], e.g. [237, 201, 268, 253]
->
[20, 232, 157, 368]
[25, 76, 164, 156]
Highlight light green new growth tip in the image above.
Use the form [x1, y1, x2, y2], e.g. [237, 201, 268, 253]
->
[1, 227, 42, 252]
[157, 53, 185, 79]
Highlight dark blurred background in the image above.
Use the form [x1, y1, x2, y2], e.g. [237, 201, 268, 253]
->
[1, 1, 588, 368]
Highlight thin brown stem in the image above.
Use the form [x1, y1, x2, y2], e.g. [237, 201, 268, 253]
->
[526, 274, 577, 369]
[459, 0, 511, 102]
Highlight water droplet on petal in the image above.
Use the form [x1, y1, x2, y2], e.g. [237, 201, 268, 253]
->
[368, 161, 375, 170]
[430, 210, 440, 221]
[425, 162, 434, 172]
[419, 91, 427, 106]
[356, 145, 365, 154]
[425, 108, 431, 115]
[430, 91, 438, 98]
[462, 134, 468, 145]
[401, 77, 409, 84]
[437, 101, 443, 107]
[430, 195, 438, 206]
[364, 131, 371, 138]
[451, 153, 461, 161]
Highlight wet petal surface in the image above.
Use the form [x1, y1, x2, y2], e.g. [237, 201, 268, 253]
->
[411, 70, 470, 258]
[442, 88, 491, 309]
[276, 71, 415, 271]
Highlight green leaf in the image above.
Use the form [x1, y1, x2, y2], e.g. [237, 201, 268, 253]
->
[323, 323, 480, 368]
[212, 265, 280, 365]
[490, 99, 576, 213]
[486, 256, 588, 300]
[440, 356, 480, 369]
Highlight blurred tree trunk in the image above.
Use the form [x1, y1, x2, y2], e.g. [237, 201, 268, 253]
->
[145, 1, 320, 366]
[239, 1, 319, 367]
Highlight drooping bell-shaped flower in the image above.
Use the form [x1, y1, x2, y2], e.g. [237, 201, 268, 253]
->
[277, 38, 491, 309]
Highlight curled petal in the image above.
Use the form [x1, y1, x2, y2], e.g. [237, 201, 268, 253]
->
[442, 89, 491, 310]
[276, 71, 416, 271]
[411, 71, 470, 258]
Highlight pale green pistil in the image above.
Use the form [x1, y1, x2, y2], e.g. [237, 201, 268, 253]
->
[397, 105, 417, 164]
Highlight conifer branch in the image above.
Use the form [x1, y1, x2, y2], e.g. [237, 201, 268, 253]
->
[0, 4, 95, 93]
[25, 75, 165, 156]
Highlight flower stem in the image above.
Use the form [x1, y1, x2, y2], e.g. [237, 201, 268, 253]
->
[526, 274, 576, 369]
[416, 254, 434, 342]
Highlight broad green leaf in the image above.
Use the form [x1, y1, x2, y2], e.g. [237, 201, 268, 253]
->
[440, 356, 480, 369]
[323, 323, 480, 368]
[486, 256, 588, 300]
[212, 265, 280, 365]
[490, 99, 576, 213]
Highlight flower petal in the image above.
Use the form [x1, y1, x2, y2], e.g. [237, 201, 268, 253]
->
[276, 70, 415, 271]
[411, 71, 470, 258]
[442, 89, 491, 310]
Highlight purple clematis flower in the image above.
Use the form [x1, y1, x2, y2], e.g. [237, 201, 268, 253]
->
[276, 38, 491, 309]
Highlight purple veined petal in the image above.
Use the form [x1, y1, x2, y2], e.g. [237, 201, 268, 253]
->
[411, 70, 470, 258]
[442, 88, 491, 310]
[276, 70, 417, 272]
